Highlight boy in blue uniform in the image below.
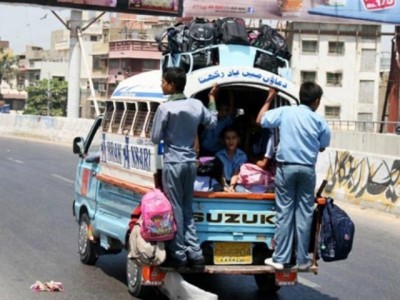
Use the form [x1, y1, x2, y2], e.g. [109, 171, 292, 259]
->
[200, 84, 234, 156]
[215, 126, 248, 193]
[151, 67, 217, 268]
[256, 83, 331, 270]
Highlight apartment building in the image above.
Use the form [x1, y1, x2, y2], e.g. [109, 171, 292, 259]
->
[287, 22, 382, 126]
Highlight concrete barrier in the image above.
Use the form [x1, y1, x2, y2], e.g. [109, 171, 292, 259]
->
[1, 114, 399, 216]
[0, 114, 94, 145]
[317, 148, 400, 216]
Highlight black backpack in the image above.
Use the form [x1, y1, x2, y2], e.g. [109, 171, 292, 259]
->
[155, 23, 188, 55]
[215, 17, 249, 45]
[184, 18, 215, 52]
[319, 198, 355, 262]
[251, 24, 291, 61]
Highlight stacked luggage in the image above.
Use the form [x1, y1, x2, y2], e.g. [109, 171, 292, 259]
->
[155, 18, 291, 75]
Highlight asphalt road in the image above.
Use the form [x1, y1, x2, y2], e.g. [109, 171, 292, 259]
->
[0, 136, 399, 300]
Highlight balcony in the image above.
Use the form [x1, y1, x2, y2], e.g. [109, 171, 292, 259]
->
[109, 40, 161, 60]
[92, 42, 109, 55]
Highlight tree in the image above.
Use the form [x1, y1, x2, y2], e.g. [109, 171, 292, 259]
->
[0, 47, 16, 101]
[24, 78, 68, 116]
[0, 47, 16, 85]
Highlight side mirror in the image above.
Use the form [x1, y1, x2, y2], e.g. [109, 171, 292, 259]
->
[73, 136, 85, 155]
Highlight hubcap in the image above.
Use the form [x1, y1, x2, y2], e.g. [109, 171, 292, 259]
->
[79, 221, 89, 254]
[127, 259, 139, 288]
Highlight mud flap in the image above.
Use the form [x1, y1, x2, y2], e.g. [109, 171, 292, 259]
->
[141, 265, 166, 286]
[275, 268, 297, 286]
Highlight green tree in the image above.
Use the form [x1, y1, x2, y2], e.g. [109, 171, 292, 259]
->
[24, 78, 68, 116]
[0, 47, 16, 84]
[0, 47, 16, 100]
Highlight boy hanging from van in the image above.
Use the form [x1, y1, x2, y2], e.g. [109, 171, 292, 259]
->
[256, 83, 331, 270]
[151, 67, 218, 268]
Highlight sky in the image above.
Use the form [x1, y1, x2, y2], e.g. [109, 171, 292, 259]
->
[0, 3, 71, 54]
[0, 3, 395, 55]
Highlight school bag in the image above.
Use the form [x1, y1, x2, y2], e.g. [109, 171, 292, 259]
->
[196, 157, 224, 192]
[128, 217, 166, 266]
[184, 18, 215, 52]
[140, 188, 176, 242]
[155, 23, 188, 55]
[237, 163, 273, 188]
[319, 198, 355, 262]
[251, 24, 291, 61]
[251, 24, 291, 73]
[215, 17, 249, 45]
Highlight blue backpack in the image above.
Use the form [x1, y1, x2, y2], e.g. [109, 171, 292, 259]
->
[319, 198, 355, 262]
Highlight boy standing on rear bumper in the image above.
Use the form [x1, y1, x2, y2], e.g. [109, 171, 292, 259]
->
[151, 67, 217, 268]
[256, 84, 331, 270]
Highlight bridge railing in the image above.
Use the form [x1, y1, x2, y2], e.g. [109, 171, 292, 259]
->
[327, 120, 400, 134]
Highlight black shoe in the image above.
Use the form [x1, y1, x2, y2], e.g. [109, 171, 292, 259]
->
[188, 256, 205, 269]
[161, 258, 187, 269]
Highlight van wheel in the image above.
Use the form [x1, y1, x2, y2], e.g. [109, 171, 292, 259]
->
[78, 213, 98, 265]
[127, 258, 146, 297]
[254, 273, 280, 294]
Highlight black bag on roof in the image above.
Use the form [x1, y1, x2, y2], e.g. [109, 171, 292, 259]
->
[155, 23, 188, 55]
[251, 24, 291, 62]
[216, 17, 249, 45]
[184, 18, 215, 52]
[319, 198, 355, 262]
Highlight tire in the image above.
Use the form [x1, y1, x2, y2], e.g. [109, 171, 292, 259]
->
[78, 213, 98, 265]
[127, 258, 146, 298]
[254, 273, 280, 295]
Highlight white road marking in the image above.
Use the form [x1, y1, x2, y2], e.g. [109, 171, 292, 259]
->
[7, 157, 24, 164]
[51, 174, 74, 184]
[298, 276, 321, 289]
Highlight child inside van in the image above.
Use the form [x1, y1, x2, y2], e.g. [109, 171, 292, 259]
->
[200, 84, 234, 156]
[215, 125, 248, 192]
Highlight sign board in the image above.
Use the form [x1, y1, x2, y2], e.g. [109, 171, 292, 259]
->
[0, 0, 182, 16]
[0, 0, 399, 23]
[183, 0, 400, 24]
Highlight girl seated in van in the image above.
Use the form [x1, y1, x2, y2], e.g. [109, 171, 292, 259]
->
[215, 126, 248, 192]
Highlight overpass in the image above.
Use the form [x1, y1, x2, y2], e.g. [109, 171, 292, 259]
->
[1, 114, 399, 216]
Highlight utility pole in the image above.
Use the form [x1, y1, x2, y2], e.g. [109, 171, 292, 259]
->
[381, 26, 400, 133]
[66, 10, 83, 118]
[47, 73, 51, 116]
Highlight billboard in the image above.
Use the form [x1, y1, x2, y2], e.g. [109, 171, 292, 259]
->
[182, 0, 400, 24]
[0, 0, 399, 23]
[0, 0, 182, 16]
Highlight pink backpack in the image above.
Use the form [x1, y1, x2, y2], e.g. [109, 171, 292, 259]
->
[140, 188, 176, 242]
[237, 163, 273, 187]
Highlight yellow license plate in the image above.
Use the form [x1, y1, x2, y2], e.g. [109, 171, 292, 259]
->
[213, 242, 252, 265]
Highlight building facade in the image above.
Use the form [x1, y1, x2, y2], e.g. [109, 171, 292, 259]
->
[288, 22, 382, 126]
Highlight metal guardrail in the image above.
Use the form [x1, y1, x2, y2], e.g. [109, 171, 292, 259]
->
[327, 120, 400, 134]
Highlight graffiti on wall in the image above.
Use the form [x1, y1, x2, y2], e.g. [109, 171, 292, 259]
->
[325, 151, 400, 204]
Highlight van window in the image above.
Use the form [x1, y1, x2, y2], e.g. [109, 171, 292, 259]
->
[111, 102, 125, 133]
[133, 102, 148, 137]
[121, 102, 136, 135]
[145, 102, 159, 138]
[102, 101, 114, 132]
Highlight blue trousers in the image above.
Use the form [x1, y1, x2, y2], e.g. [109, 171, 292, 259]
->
[272, 164, 316, 265]
[162, 162, 203, 262]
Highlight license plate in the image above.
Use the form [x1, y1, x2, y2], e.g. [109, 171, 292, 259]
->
[275, 268, 297, 286]
[213, 242, 252, 265]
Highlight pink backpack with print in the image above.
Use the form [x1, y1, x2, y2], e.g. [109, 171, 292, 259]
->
[237, 163, 273, 187]
[140, 188, 176, 242]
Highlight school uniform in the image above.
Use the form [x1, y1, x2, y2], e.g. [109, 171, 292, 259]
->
[151, 93, 217, 263]
[260, 104, 330, 266]
[215, 148, 248, 184]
